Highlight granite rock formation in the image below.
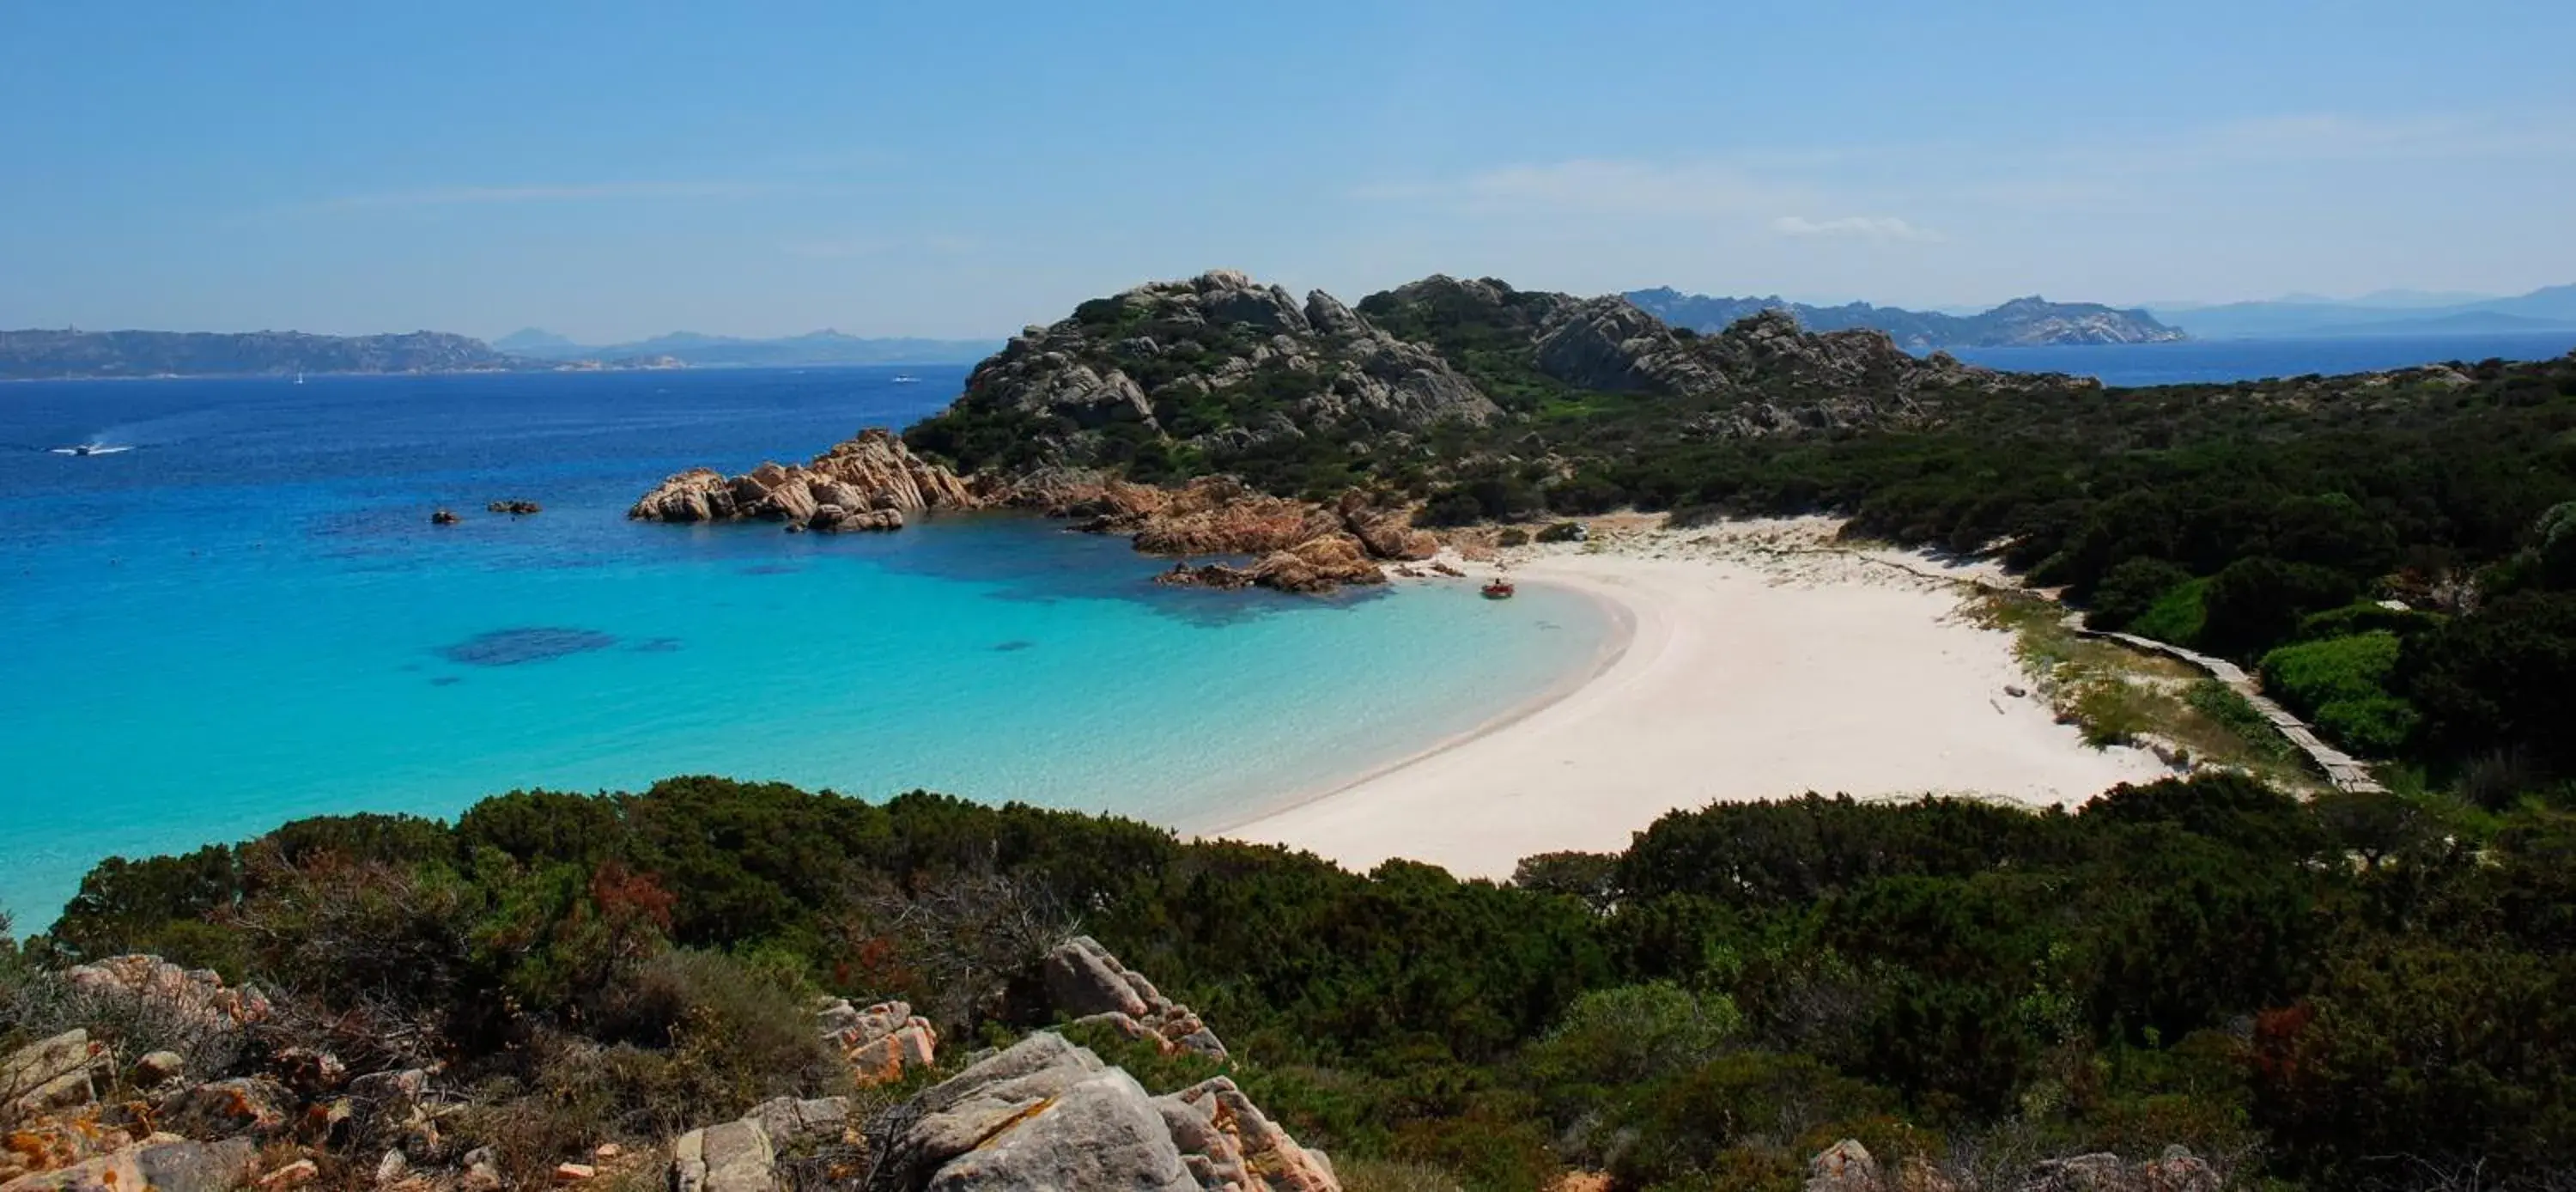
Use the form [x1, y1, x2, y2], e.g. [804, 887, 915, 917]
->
[818, 998, 939, 1086]
[857, 1032, 1335, 1192]
[629, 429, 978, 530]
[908, 269, 1500, 471]
[1043, 936, 1227, 1061]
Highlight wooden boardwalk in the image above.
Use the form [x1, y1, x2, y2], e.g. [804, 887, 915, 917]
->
[2069, 623, 2387, 794]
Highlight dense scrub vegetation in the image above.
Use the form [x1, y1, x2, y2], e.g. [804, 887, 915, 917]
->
[8, 774, 2573, 1189]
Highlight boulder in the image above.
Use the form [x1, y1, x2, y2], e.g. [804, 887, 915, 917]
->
[1042, 938, 1227, 1061]
[1249, 534, 1387, 595]
[671, 1098, 851, 1192]
[1159, 1077, 1337, 1192]
[60, 956, 271, 1030]
[159, 1079, 289, 1139]
[860, 1033, 1334, 1192]
[1807, 1140, 1881, 1192]
[131, 1051, 187, 1088]
[818, 999, 939, 1086]
[0, 1136, 258, 1192]
[2, 1031, 109, 1118]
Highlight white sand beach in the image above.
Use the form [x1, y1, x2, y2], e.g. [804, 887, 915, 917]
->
[1221, 517, 2172, 879]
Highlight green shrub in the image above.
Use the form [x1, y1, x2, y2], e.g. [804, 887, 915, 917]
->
[2201, 557, 2360, 659]
[1523, 982, 1741, 1096]
[2127, 577, 2211, 646]
[2261, 632, 2416, 755]
[2087, 557, 2195, 631]
[1495, 527, 1530, 547]
[1534, 520, 1586, 544]
[2296, 601, 2440, 642]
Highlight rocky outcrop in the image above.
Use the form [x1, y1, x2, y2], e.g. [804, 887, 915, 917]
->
[671, 1097, 852, 1192]
[629, 429, 978, 530]
[1802, 1140, 2221, 1192]
[485, 500, 542, 515]
[908, 270, 1499, 471]
[994, 474, 1431, 593]
[857, 1032, 1335, 1192]
[818, 998, 939, 1086]
[0, 1135, 258, 1192]
[1044, 936, 1227, 1061]
[60, 957, 272, 1031]
[3, 1032, 112, 1120]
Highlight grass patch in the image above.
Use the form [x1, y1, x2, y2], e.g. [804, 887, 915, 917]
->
[1971, 592, 2318, 791]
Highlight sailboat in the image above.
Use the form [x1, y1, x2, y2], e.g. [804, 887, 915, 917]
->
[294, 371, 306, 385]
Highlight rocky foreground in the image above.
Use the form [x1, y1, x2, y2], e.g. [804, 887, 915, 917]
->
[0, 937, 1321, 1192]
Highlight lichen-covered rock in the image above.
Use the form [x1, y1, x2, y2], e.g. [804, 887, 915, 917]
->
[2, 1031, 109, 1118]
[631, 429, 977, 528]
[819, 999, 939, 1086]
[671, 1097, 850, 1192]
[1160, 1077, 1338, 1192]
[159, 1079, 289, 1139]
[860, 1032, 1335, 1192]
[1807, 1140, 1882, 1192]
[0, 1136, 258, 1192]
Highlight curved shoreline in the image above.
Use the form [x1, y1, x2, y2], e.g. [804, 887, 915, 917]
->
[1196, 575, 1639, 837]
[1220, 523, 2172, 879]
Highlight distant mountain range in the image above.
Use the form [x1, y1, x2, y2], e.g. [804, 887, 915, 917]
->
[1623, 289, 2186, 348]
[2143, 283, 2576, 340]
[495, 328, 1000, 368]
[0, 330, 531, 381]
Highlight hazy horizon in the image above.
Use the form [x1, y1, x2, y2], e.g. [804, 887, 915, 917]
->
[6, 2, 2573, 342]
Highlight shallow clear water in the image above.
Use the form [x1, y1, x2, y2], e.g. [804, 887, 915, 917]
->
[0, 368, 1610, 926]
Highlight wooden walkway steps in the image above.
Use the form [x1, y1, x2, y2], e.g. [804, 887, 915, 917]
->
[2067, 622, 2387, 794]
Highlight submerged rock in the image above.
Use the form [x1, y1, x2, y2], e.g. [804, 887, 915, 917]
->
[435, 627, 619, 667]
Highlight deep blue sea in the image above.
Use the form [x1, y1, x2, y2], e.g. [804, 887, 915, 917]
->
[1946, 330, 2576, 386]
[0, 367, 1613, 927]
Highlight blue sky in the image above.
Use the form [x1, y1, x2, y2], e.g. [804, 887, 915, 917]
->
[3, 1, 2572, 340]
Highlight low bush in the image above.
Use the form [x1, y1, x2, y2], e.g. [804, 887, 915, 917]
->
[1534, 520, 1586, 544]
[2127, 578, 2212, 647]
[2261, 632, 2416, 755]
[2087, 557, 2195, 631]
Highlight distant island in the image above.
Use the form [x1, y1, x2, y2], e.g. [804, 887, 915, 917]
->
[0, 325, 998, 381]
[495, 327, 1001, 368]
[2148, 282, 2576, 339]
[0, 329, 557, 381]
[1624, 288, 2187, 347]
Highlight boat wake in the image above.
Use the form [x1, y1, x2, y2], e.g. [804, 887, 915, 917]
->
[49, 443, 135, 456]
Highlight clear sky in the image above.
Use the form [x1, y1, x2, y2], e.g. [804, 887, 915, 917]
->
[4, 1, 2572, 340]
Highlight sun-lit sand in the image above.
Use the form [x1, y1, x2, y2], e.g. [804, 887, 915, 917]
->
[1220, 516, 2172, 879]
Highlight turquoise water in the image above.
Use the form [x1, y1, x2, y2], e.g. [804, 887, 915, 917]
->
[0, 368, 1611, 927]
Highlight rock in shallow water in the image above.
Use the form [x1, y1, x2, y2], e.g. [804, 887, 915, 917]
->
[436, 627, 619, 666]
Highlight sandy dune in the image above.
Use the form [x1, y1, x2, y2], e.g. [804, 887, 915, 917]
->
[1220, 519, 2170, 879]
